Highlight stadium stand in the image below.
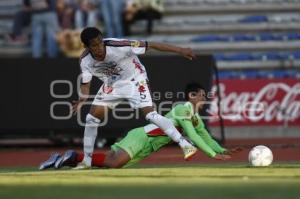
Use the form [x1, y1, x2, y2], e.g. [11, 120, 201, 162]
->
[0, 0, 300, 69]
[130, 0, 300, 69]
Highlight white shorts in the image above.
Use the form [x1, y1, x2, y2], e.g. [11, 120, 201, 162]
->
[92, 75, 153, 109]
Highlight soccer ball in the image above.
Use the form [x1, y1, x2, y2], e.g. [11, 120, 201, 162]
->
[248, 145, 273, 167]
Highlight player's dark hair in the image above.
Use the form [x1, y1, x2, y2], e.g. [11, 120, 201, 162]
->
[185, 82, 206, 100]
[80, 27, 103, 47]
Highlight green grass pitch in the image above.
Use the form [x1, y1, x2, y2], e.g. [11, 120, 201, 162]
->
[0, 164, 299, 199]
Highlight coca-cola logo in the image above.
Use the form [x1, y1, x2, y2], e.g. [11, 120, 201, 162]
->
[208, 81, 300, 125]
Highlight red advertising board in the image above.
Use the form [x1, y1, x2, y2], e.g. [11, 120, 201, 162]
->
[208, 78, 300, 126]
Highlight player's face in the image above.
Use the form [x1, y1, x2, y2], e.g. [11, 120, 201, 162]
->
[189, 89, 207, 110]
[88, 37, 105, 60]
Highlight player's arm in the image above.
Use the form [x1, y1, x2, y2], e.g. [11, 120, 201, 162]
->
[73, 57, 93, 114]
[72, 82, 91, 115]
[178, 119, 216, 157]
[195, 125, 227, 154]
[193, 115, 226, 153]
[79, 82, 91, 101]
[180, 120, 231, 160]
[172, 105, 230, 160]
[147, 42, 196, 60]
[194, 116, 242, 155]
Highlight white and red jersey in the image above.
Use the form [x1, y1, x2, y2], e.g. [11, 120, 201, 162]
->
[79, 38, 148, 87]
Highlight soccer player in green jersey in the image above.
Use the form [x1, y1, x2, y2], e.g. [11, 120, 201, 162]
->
[40, 83, 238, 170]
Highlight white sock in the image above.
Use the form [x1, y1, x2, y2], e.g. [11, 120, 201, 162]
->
[145, 111, 192, 148]
[178, 137, 192, 149]
[83, 113, 100, 166]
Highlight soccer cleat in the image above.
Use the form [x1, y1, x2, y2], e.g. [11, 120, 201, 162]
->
[39, 153, 61, 170]
[72, 161, 91, 170]
[54, 150, 78, 169]
[183, 145, 197, 161]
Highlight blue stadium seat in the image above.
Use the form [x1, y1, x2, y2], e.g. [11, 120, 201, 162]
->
[218, 71, 233, 79]
[272, 71, 286, 78]
[278, 53, 291, 60]
[285, 70, 300, 78]
[225, 53, 253, 61]
[214, 52, 300, 62]
[232, 34, 256, 41]
[213, 53, 227, 61]
[261, 52, 281, 60]
[291, 52, 300, 59]
[251, 53, 265, 61]
[260, 52, 293, 60]
[258, 33, 283, 41]
[239, 15, 268, 23]
[286, 33, 300, 40]
[243, 70, 259, 78]
[191, 35, 230, 42]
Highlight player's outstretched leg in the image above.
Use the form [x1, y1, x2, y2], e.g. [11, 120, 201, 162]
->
[54, 150, 78, 169]
[103, 149, 131, 168]
[144, 110, 197, 160]
[74, 149, 130, 169]
[39, 153, 61, 170]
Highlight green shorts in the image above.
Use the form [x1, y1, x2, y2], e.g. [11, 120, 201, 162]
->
[111, 127, 154, 167]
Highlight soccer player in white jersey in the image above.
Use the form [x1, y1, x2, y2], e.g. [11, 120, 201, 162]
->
[73, 27, 197, 169]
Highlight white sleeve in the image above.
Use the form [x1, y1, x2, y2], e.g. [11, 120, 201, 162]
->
[129, 40, 147, 55]
[80, 59, 93, 83]
[105, 39, 147, 55]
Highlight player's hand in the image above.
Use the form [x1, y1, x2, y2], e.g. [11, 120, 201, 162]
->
[179, 47, 196, 60]
[224, 147, 243, 155]
[213, 154, 231, 161]
[72, 99, 85, 115]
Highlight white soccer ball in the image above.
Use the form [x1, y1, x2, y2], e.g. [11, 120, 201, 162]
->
[248, 145, 273, 167]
